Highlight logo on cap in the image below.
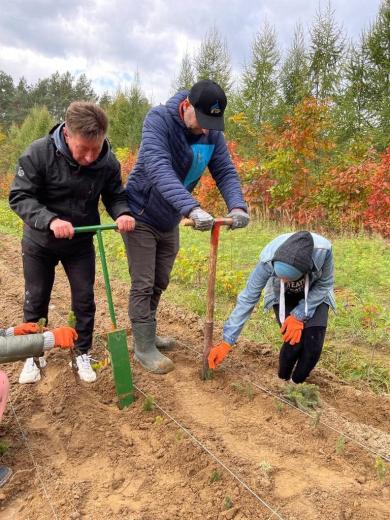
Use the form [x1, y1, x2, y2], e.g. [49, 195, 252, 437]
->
[210, 102, 221, 115]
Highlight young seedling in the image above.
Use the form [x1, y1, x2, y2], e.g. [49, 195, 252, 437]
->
[202, 368, 214, 381]
[275, 400, 285, 413]
[223, 496, 233, 510]
[142, 395, 155, 412]
[245, 381, 255, 401]
[209, 469, 222, 483]
[282, 382, 321, 411]
[67, 311, 76, 328]
[231, 381, 255, 401]
[374, 456, 387, 482]
[67, 310, 79, 382]
[259, 460, 273, 478]
[336, 434, 346, 455]
[311, 410, 323, 429]
[154, 415, 165, 426]
[37, 318, 46, 333]
[0, 441, 9, 456]
[175, 430, 184, 442]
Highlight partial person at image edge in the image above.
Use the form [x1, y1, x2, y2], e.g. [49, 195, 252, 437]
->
[0, 321, 76, 486]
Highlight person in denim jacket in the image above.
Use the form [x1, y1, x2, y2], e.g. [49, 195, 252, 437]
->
[208, 231, 336, 384]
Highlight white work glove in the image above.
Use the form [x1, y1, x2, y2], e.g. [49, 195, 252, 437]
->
[188, 208, 214, 231]
[227, 208, 250, 229]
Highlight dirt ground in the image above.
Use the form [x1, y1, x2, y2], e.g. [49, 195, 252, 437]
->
[0, 233, 389, 520]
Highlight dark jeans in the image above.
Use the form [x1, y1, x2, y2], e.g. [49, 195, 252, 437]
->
[22, 237, 96, 354]
[122, 222, 179, 322]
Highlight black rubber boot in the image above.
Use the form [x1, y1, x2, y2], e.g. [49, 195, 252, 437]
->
[132, 321, 174, 374]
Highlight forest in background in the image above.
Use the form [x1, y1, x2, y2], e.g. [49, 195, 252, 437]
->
[0, 1, 389, 235]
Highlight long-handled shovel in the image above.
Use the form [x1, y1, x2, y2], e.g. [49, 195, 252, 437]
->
[74, 224, 134, 409]
[183, 217, 233, 379]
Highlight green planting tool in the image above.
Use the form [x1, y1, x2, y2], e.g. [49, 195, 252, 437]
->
[74, 224, 134, 408]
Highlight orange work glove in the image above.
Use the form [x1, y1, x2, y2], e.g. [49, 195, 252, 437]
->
[52, 327, 78, 349]
[280, 315, 304, 345]
[13, 322, 40, 335]
[208, 341, 232, 369]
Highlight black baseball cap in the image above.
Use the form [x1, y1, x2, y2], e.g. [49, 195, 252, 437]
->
[188, 80, 227, 131]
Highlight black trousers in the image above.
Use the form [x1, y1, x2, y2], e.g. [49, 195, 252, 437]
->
[278, 327, 326, 383]
[22, 237, 96, 353]
[122, 222, 179, 322]
[274, 301, 329, 384]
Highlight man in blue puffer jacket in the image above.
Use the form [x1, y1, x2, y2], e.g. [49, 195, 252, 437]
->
[124, 80, 249, 374]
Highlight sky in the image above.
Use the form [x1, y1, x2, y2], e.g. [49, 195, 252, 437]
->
[0, 0, 383, 105]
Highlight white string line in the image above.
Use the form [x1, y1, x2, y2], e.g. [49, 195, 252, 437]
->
[45, 309, 284, 515]
[176, 340, 390, 463]
[9, 399, 60, 520]
[248, 379, 390, 463]
[134, 384, 287, 520]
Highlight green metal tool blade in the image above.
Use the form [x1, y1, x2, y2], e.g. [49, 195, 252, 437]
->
[107, 329, 134, 409]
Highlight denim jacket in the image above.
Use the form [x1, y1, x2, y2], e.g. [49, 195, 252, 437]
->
[223, 232, 336, 345]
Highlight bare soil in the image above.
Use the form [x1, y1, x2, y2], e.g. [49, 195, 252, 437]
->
[0, 234, 389, 520]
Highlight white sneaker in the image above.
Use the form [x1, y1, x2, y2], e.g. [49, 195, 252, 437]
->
[74, 354, 96, 383]
[19, 357, 46, 384]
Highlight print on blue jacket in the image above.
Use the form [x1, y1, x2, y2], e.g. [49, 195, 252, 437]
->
[223, 232, 336, 345]
[125, 91, 247, 232]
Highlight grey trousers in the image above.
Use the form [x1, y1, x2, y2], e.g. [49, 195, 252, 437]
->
[122, 222, 179, 322]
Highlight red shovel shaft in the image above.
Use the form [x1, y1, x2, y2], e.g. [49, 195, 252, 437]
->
[182, 217, 233, 378]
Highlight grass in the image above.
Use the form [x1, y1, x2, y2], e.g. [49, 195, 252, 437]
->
[1, 199, 389, 393]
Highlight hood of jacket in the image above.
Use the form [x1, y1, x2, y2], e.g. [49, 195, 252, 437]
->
[165, 90, 188, 127]
[273, 231, 314, 273]
[50, 123, 111, 171]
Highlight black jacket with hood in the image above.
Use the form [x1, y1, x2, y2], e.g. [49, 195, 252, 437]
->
[9, 123, 130, 249]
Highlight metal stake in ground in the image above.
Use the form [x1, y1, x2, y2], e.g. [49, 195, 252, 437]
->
[183, 217, 232, 380]
[74, 224, 134, 409]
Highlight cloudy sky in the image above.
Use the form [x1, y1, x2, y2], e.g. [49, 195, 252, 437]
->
[0, 0, 382, 105]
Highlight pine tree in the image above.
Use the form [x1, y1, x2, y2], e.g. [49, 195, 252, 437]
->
[364, 0, 390, 149]
[29, 71, 97, 121]
[280, 24, 310, 107]
[172, 51, 195, 92]
[106, 75, 150, 151]
[241, 21, 280, 125]
[194, 26, 232, 92]
[308, 2, 346, 99]
[335, 39, 369, 143]
[0, 71, 15, 129]
[6, 106, 54, 172]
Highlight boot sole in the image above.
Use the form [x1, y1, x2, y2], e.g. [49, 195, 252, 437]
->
[134, 355, 175, 374]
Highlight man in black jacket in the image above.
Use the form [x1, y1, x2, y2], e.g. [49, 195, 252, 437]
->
[9, 102, 135, 384]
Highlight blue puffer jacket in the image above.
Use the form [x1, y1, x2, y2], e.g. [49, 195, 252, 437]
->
[125, 91, 247, 231]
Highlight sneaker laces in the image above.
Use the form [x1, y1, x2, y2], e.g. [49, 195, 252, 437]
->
[78, 354, 93, 370]
[25, 357, 36, 370]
